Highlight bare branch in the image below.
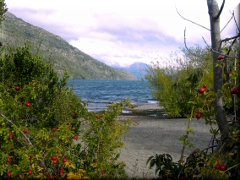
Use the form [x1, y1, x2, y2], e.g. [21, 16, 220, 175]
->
[226, 38, 237, 56]
[176, 6, 210, 31]
[184, 28, 209, 58]
[213, 0, 225, 20]
[233, 11, 240, 33]
[221, 33, 240, 43]
[218, 33, 239, 51]
[202, 145, 218, 152]
[202, 36, 239, 59]
[220, 13, 233, 33]
[0, 113, 33, 146]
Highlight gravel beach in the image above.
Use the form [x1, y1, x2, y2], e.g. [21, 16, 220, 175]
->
[117, 105, 217, 179]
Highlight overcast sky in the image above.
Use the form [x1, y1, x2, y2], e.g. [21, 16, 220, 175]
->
[5, 0, 240, 67]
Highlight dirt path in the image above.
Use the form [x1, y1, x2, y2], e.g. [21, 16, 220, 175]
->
[117, 115, 217, 179]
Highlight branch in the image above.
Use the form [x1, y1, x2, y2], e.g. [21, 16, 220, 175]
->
[226, 38, 237, 56]
[40, 152, 47, 176]
[0, 113, 33, 146]
[176, 6, 210, 31]
[202, 145, 218, 152]
[202, 36, 240, 59]
[213, 0, 225, 20]
[233, 11, 240, 33]
[221, 33, 240, 43]
[220, 13, 233, 33]
[218, 33, 239, 54]
[184, 28, 209, 59]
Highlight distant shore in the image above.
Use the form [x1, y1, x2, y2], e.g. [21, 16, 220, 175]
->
[121, 103, 167, 118]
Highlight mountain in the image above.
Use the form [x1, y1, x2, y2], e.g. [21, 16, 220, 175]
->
[0, 12, 137, 80]
[112, 62, 148, 79]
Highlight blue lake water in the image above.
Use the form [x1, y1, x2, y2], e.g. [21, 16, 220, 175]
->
[68, 80, 157, 112]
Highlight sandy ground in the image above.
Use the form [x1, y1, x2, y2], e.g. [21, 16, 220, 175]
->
[116, 105, 217, 179]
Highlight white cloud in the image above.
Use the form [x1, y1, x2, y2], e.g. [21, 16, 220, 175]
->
[5, 0, 240, 67]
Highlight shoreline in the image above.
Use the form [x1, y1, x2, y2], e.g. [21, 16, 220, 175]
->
[121, 103, 167, 118]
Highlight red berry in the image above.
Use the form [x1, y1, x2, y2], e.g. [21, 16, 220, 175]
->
[96, 115, 100, 119]
[52, 160, 57, 165]
[191, 151, 197, 156]
[29, 156, 32, 161]
[73, 135, 77, 141]
[74, 112, 78, 116]
[215, 164, 220, 170]
[198, 88, 205, 94]
[24, 128, 27, 133]
[51, 156, 57, 161]
[59, 171, 63, 177]
[203, 84, 207, 89]
[7, 156, 10, 163]
[7, 171, 11, 178]
[163, 174, 167, 178]
[26, 102, 30, 107]
[28, 170, 32, 176]
[23, 116, 26, 119]
[52, 127, 56, 131]
[196, 111, 201, 120]
[15, 86, 20, 91]
[30, 81, 33, 85]
[101, 169, 104, 176]
[9, 134, 12, 139]
[63, 157, 67, 163]
[220, 164, 225, 171]
[237, 88, 240, 97]
[231, 87, 238, 95]
[59, 166, 63, 171]
[217, 55, 224, 60]
[49, 174, 53, 180]
[66, 122, 69, 125]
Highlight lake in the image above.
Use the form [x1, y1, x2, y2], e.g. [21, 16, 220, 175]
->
[68, 80, 157, 112]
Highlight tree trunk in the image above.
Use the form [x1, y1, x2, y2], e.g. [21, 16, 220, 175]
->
[207, 0, 229, 154]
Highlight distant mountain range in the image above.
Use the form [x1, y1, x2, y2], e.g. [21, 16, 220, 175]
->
[111, 62, 148, 79]
[0, 12, 137, 80]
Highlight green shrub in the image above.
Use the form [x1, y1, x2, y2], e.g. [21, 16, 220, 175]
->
[145, 45, 214, 118]
[0, 43, 133, 179]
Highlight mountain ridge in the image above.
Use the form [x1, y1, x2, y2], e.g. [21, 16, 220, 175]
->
[0, 12, 137, 80]
[111, 62, 148, 79]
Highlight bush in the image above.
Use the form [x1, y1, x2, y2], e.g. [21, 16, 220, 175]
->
[0, 43, 134, 179]
[145, 45, 214, 118]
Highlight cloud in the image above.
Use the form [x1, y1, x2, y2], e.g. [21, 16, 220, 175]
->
[5, 0, 240, 67]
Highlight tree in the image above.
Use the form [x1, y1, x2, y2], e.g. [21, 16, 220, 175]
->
[145, 1, 240, 179]
[0, 0, 7, 24]
[206, 0, 239, 155]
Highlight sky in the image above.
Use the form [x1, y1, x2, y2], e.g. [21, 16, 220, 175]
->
[5, 0, 240, 67]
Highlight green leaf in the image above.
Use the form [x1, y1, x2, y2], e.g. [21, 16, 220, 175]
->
[187, 101, 196, 105]
[150, 159, 156, 169]
[146, 156, 154, 165]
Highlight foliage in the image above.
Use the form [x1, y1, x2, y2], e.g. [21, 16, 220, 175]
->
[0, 43, 134, 179]
[0, 0, 7, 24]
[145, 42, 240, 179]
[145, 45, 214, 118]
